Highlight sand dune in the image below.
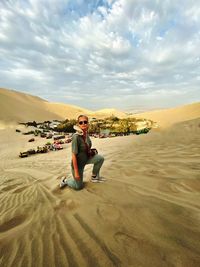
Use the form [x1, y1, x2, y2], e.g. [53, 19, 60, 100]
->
[93, 108, 127, 119]
[0, 88, 127, 127]
[0, 118, 200, 266]
[134, 102, 200, 128]
[0, 88, 63, 124]
[1, 88, 200, 130]
[44, 102, 92, 120]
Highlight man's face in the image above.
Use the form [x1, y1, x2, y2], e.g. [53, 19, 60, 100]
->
[78, 116, 89, 131]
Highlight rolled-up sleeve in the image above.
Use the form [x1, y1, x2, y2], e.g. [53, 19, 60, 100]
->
[71, 135, 78, 154]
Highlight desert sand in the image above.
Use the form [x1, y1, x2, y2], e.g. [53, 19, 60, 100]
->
[1, 87, 200, 128]
[0, 88, 127, 126]
[134, 102, 200, 128]
[0, 117, 200, 267]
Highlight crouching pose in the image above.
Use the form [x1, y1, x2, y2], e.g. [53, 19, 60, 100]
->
[60, 115, 105, 190]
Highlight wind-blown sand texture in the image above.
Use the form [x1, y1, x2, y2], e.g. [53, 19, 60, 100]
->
[0, 118, 200, 267]
[134, 102, 200, 128]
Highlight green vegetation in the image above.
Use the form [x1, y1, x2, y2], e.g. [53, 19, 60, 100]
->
[19, 116, 154, 135]
[89, 116, 149, 134]
[55, 116, 153, 134]
[55, 119, 76, 132]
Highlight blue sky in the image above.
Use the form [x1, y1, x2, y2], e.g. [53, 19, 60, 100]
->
[0, 0, 200, 112]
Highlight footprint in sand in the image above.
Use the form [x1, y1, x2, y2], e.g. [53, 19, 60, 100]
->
[53, 199, 77, 212]
[85, 183, 99, 194]
[96, 204, 121, 221]
[52, 186, 63, 195]
[114, 231, 138, 245]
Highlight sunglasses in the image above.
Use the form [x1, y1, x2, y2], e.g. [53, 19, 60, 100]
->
[79, 120, 88, 125]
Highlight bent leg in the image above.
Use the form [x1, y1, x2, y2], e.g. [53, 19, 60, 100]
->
[86, 154, 104, 177]
[67, 167, 84, 190]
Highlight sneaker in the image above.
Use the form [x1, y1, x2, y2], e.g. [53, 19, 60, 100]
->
[91, 176, 106, 183]
[60, 177, 68, 188]
[98, 177, 107, 182]
[91, 177, 99, 183]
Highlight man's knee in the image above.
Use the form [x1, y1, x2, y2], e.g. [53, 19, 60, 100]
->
[75, 181, 84, 190]
[101, 155, 104, 162]
[98, 155, 104, 164]
[75, 185, 83, 190]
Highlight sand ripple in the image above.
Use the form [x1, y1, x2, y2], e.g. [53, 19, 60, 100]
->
[0, 119, 200, 266]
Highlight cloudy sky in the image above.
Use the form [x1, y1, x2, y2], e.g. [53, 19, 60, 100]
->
[0, 0, 200, 111]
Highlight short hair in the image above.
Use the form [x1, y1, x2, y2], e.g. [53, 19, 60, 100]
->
[77, 114, 89, 121]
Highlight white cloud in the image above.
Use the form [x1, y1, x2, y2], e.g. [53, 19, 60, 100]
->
[0, 0, 200, 110]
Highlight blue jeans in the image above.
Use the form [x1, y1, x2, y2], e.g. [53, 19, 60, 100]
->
[67, 154, 104, 190]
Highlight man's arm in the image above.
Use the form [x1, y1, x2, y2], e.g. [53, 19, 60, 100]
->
[72, 153, 80, 180]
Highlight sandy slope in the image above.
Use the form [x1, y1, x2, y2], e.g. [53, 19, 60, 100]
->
[134, 102, 200, 128]
[1, 88, 200, 128]
[0, 118, 200, 267]
[92, 108, 127, 119]
[44, 102, 92, 119]
[0, 88, 63, 123]
[0, 88, 127, 126]
[45, 105, 128, 120]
